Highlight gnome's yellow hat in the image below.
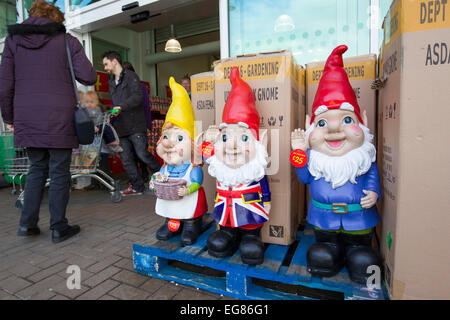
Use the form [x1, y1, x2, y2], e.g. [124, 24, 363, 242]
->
[163, 77, 196, 140]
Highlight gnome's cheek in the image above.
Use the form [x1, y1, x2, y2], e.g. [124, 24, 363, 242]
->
[309, 129, 323, 146]
[343, 126, 364, 147]
[347, 124, 363, 135]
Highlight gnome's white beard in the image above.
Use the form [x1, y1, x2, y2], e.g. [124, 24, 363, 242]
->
[206, 141, 268, 187]
[305, 124, 376, 189]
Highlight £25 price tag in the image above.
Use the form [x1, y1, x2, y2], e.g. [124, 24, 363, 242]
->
[290, 149, 308, 168]
[201, 142, 214, 159]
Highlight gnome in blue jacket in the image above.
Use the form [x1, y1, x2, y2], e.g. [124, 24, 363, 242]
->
[291, 45, 382, 284]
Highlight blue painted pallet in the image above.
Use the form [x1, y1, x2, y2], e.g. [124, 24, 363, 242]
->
[133, 223, 388, 300]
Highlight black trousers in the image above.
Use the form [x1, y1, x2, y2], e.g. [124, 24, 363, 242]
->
[119, 133, 161, 192]
[19, 148, 72, 231]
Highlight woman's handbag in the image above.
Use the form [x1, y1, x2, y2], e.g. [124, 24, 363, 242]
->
[65, 35, 95, 145]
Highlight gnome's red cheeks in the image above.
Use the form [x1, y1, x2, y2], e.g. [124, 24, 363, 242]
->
[349, 125, 363, 135]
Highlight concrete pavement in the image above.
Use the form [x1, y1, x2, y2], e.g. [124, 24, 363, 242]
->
[0, 184, 227, 300]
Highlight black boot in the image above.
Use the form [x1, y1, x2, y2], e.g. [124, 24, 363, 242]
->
[17, 226, 40, 237]
[180, 217, 203, 246]
[307, 229, 345, 277]
[156, 218, 182, 241]
[207, 225, 239, 258]
[52, 225, 80, 243]
[341, 231, 382, 284]
[239, 227, 265, 265]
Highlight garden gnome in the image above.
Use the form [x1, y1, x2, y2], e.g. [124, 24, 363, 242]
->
[204, 67, 271, 265]
[153, 77, 208, 246]
[291, 45, 382, 284]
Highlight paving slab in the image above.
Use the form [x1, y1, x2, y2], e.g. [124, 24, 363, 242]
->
[0, 186, 221, 300]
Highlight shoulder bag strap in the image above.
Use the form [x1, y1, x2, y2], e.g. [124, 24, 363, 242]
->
[64, 34, 81, 108]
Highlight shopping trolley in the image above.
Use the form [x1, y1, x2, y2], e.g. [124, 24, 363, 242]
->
[70, 110, 122, 203]
[0, 130, 29, 200]
[0, 109, 123, 209]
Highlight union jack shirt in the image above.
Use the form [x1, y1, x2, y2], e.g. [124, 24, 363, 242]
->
[211, 175, 271, 228]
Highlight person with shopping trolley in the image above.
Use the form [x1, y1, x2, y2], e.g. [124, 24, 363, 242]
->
[0, 1, 97, 243]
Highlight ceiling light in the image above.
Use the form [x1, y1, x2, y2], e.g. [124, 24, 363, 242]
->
[165, 25, 182, 53]
[274, 14, 295, 33]
[165, 38, 182, 53]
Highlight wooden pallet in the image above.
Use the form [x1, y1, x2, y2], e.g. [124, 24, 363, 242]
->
[133, 222, 388, 300]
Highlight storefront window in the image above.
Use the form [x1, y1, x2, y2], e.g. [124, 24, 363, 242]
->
[69, 0, 102, 11]
[229, 0, 373, 64]
[0, 0, 18, 38]
[91, 37, 128, 71]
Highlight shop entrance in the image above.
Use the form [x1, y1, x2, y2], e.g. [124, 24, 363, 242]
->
[79, 0, 220, 174]
[85, 0, 219, 104]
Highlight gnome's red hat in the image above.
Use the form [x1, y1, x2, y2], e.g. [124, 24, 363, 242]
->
[310, 45, 364, 125]
[221, 67, 260, 140]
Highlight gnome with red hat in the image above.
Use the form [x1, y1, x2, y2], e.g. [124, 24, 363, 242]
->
[291, 45, 382, 284]
[203, 67, 270, 265]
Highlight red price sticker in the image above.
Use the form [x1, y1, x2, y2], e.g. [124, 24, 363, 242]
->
[168, 219, 181, 232]
[201, 142, 214, 159]
[290, 149, 308, 168]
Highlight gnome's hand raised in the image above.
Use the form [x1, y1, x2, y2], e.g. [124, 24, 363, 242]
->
[205, 125, 221, 144]
[291, 129, 308, 151]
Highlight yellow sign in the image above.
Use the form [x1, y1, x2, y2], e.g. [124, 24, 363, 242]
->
[191, 77, 215, 95]
[297, 65, 306, 89]
[306, 60, 376, 85]
[384, 0, 450, 50]
[214, 55, 296, 84]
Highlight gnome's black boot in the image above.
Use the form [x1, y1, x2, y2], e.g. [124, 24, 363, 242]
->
[207, 226, 239, 258]
[307, 229, 345, 277]
[341, 231, 382, 284]
[239, 227, 265, 265]
[180, 217, 203, 246]
[156, 218, 182, 241]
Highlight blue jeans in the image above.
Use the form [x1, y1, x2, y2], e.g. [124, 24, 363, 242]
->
[119, 133, 161, 192]
[20, 148, 72, 231]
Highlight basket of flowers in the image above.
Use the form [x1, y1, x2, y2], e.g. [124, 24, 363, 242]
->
[150, 172, 186, 200]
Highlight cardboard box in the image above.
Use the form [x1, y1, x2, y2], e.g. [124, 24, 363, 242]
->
[378, 0, 450, 300]
[190, 72, 216, 214]
[296, 64, 307, 225]
[306, 54, 378, 144]
[214, 51, 304, 245]
[375, 53, 384, 247]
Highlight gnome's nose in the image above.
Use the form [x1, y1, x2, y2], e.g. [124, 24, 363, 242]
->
[226, 136, 238, 149]
[327, 119, 341, 132]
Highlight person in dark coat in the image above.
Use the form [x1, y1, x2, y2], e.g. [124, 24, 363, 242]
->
[122, 61, 152, 183]
[101, 51, 161, 195]
[0, 1, 97, 243]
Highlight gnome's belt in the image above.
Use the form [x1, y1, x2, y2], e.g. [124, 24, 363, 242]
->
[216, 186, 262, 204]
[311, 199, 363, 214]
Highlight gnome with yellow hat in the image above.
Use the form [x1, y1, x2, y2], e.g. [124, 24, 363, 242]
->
[152, 77, 208, 246]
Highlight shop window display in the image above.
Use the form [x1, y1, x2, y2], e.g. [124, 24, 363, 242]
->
[69, 0, 102, 11]
[229, 0, 372, 64]
[0, 0, 18, 38]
